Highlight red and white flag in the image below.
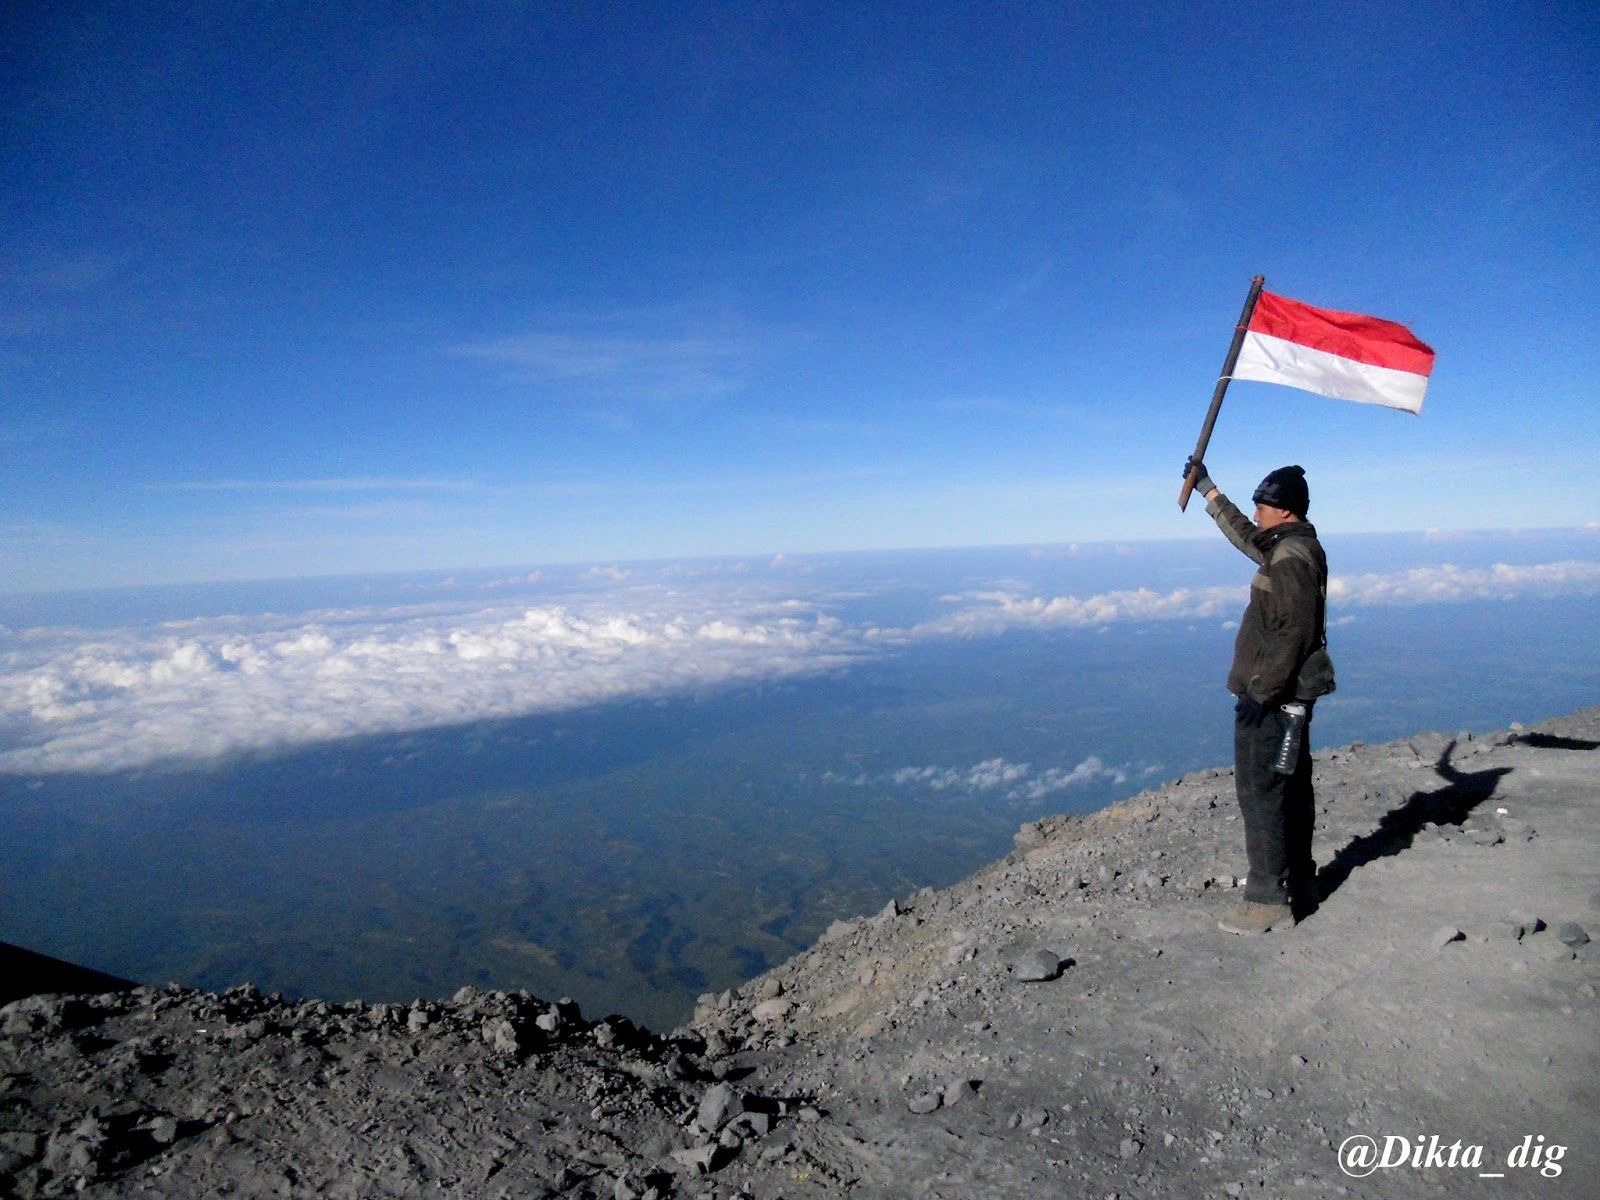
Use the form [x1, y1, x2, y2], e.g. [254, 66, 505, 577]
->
[1231, 290, 1436, 414]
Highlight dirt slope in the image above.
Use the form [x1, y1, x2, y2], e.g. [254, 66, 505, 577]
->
[4, 709, 1596, 1199]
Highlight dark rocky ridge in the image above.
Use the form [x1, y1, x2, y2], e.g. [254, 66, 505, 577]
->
[0, 948, 134, 1011]
[4, 708, 1596, 1198]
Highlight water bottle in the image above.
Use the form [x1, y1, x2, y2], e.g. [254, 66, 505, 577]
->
[1273, 703, 1308, 775]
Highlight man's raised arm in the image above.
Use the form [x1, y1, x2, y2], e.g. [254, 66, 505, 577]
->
[1184, 457, 1263, 565]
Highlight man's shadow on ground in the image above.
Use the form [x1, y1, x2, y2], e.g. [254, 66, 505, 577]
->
[1515, 732, 1600, 751]
[1316, 741, 1511, 903]
[1314, 732, 1597, 906]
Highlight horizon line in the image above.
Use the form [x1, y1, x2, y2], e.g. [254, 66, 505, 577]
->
[3, 523, 1597, 602]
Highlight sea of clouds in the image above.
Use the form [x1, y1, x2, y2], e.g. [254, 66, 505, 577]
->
[3, 560, 1597, 774]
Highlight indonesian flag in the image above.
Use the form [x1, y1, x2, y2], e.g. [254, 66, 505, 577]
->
[1231, 290, 1436, 414]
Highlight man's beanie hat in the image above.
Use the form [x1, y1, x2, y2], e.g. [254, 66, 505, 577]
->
[1252, 465, 1309, 517]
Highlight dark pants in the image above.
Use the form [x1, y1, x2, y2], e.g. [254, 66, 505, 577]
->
[1234, 705, 1316, 905]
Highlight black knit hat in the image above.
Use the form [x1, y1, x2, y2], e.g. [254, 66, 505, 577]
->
[1252, 465, 1309, 518]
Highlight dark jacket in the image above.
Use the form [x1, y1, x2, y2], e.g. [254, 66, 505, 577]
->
[1207, 492, 1329, 704]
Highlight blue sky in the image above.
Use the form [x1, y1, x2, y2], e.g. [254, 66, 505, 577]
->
[4, 2, 1596, 592]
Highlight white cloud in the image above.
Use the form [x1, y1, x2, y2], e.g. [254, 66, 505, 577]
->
[1326, 562, 1600, 605]
[873, 755, 1125, 801]
[1021, 757, 1127, 797]
[161, 478, 476, 493]
[452, 328, 760, 403]
[905, 586, 1242, 637]
[904, 561, 1600, 638]
[0, 587, 858, 774]
[888, 758, 1032, 791]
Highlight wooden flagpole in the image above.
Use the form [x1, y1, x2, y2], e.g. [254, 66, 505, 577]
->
[1179, 274, 1266, 511]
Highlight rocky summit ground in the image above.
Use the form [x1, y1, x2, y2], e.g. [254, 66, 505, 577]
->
[3, 708, 1597, 1200]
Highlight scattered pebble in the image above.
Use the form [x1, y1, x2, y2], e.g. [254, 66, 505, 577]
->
[942, 1079, 978, 1107]
[670, 1143, 717, 1175]
[1014, 949, 1065, 982]
[751, 998, 793, 1023]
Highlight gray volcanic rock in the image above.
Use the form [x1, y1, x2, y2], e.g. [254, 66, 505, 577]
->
[1011, 948, 1064, 982]
[1557, 922, 1591, 947]
[4, 707, 1598, 1198]
[905, 1091, 941, 1115]
[695, 1083, 744, 1134]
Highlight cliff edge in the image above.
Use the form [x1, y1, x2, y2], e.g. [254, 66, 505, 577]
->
[4, 709, 1596, 1198]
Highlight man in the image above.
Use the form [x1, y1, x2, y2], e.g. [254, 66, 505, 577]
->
[1186, 459, 1334, 934]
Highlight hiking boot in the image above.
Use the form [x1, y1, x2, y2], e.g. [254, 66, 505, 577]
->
[1218, 900, 1293, 935]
